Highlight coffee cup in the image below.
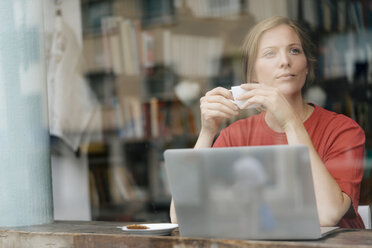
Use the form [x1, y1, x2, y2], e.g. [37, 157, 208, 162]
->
[230, 85, 259, 109]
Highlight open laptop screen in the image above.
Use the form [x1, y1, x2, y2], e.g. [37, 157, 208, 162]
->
[164, 145, 325, 240]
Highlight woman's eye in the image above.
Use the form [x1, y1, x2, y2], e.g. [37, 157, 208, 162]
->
[290, 48, 301, 54]
[264, 51, 275, 57]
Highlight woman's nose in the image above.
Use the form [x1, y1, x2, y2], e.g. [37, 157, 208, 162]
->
[279, 52, 290, 68]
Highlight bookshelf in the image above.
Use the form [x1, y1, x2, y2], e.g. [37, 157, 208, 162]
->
[81, 0, 253, 222]
[81, 0, 372, 221]
[296, 0, 372, 205]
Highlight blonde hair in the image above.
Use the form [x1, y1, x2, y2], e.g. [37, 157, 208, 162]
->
[242, 16, 316, 87]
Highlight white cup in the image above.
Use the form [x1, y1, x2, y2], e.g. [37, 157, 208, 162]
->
[230, 85, 259, 109]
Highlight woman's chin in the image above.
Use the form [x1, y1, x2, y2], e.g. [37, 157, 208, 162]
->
[277, 84, 304, 97]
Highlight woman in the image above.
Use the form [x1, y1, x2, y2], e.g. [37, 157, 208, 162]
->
[170, 16, 365, 228]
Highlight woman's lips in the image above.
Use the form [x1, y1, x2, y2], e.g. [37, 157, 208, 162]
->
[277, 74, 295, 80]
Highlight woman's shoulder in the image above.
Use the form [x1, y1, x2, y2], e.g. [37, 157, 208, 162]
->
[311, 104, 364, 134]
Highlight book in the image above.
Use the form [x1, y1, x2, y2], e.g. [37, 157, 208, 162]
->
[119, 20, 141, 75]
[101, 16, 125, 74]
[100, 18, 112, 73]
[89, 170, 100, 208]
[113, 98, 124, 137]
[150, 97, 159, 137]
[118, 96, 144, 139]
[83, 36, 106, 73]
[141, 31, 155, 70]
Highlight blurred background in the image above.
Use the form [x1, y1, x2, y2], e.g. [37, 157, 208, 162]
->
[43, 0, 372, 223]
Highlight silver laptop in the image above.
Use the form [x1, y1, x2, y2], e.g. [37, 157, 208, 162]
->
[164, 145, 338, 240]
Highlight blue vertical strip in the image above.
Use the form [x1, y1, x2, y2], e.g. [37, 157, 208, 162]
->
[0, 0, 53, 226]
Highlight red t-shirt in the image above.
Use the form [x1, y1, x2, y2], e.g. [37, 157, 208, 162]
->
[213, 104, 365, 228]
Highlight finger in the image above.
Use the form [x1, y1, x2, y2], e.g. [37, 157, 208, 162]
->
[205, 87, 233, 100]
[240, 83, 261, 91]
[235, 88, 271, 101]
[203, 95, 239, 111]
[237, 87, 283, 105]
[201, 101, 239, 116]
[202, 108, 236, 120]
[240, 95, 269, 109]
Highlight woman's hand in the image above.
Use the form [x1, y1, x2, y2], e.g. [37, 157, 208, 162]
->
[194, 87, 239, 148]
[200, 87, 239, 135]
[238, 83, 300, 131]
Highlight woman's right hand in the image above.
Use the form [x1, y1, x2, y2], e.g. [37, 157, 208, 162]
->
[199, 87, 239, 136]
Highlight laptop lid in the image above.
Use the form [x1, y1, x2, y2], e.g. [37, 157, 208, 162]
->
[164, 145, 325, 240]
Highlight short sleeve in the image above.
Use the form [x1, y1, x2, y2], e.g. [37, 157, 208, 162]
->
[323, 118, 365, 215]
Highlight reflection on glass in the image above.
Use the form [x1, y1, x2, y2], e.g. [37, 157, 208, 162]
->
[0, 0, 52, 226]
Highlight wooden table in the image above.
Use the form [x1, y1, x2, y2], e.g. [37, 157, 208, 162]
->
[1, 221, 372, 248]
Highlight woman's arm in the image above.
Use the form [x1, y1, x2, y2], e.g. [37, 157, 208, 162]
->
[239, 83, 351, 226]
[194, 87, 239, 148]
[170, 86, 239, 223]
[170, 199, 177, 223]
[284, 118, 351, 226]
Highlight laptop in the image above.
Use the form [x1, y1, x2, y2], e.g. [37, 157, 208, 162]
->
[164, 145, 339, 240]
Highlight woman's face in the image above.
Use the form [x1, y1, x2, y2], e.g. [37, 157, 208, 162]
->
[252, 24, 308, 97]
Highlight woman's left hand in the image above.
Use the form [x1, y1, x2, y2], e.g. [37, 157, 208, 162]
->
[237, 83, 301, 131]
